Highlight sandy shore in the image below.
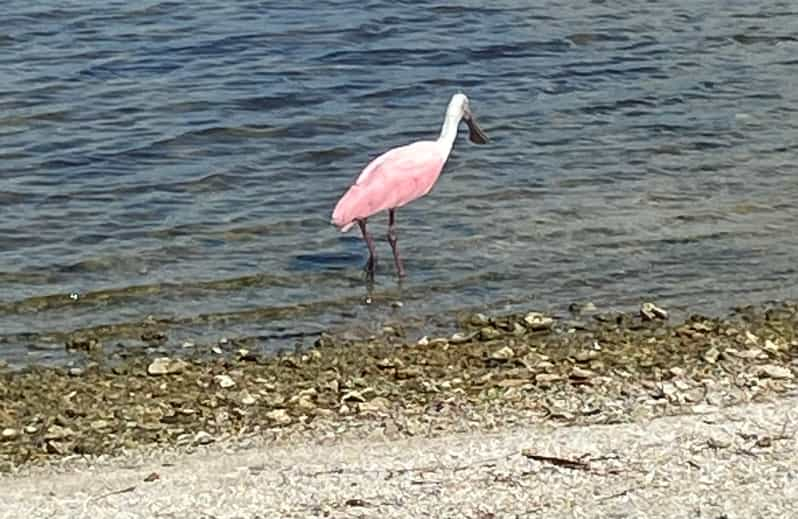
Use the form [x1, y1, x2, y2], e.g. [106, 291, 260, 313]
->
[1, 301, 798, 517]
[3, 392, 798, 519]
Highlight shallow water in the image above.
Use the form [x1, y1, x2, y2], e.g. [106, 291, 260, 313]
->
[2, 1, 798, 366]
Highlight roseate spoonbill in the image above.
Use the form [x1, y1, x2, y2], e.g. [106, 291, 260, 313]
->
[331, 93, 489, 280]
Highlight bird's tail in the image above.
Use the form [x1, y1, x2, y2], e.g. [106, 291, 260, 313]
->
[331, 186, 362, 232]
[330, 216, 355, 233]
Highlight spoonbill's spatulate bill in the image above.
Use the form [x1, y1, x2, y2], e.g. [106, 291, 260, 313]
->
[331, 93, 489, 281]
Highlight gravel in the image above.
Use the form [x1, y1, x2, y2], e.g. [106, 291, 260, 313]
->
[4, 301, 798, 468]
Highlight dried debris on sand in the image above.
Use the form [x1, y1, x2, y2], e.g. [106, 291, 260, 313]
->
[0, 301, 797, 471]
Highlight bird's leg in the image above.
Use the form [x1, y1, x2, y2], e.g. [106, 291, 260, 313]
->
[387, 209, 406, 278]
[357, 219, 377, 280]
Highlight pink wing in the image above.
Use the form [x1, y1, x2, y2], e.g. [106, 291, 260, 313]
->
[331, 140, 447, 232]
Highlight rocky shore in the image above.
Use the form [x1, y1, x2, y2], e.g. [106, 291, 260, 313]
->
[1, 300, 797, 472]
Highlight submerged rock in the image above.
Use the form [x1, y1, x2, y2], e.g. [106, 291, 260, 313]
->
[489, 346, 515, 361]
[341, 390, 367, 403]
[215, 374, 236, 388]
[756, 364, 794, 380]
[450, 332, 475, 344]
[314, 333, 335, 348]
[703, 348, 720, 364]
[640, 302, 669, 321]
[574, 350, 599, 363]
[147, 357, 189, 376]
[359, 397, 390, 414]
[479, 327, 502, 341]
[382, 326, 400, 336]
[376, 357, 404, 369]
[236, 349, 259, 362]
[141, 330, 168, 344]
[535, 373, 562, 384]
[570, 367, 596, 380]
[469, 313, 490, 327]
[193, 431, 215, 445]
[523, 312, 554, 331]
[44, 425, 75, 441]
[90, 420, 111, 430]
[569, 302, 598, 314]
[266, 409, 292, 426]
[65, 336, 102, 352]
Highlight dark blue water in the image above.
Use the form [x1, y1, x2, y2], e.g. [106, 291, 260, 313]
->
[2, 1, 798, 366]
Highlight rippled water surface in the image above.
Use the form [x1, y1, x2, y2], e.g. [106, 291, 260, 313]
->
[2, 1, 798, 365]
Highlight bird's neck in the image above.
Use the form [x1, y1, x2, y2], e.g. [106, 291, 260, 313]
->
[437, 103, 464, 152]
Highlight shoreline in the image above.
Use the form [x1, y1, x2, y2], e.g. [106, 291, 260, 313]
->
[5, 389, 798, 518]
[1, 299, 796, 473]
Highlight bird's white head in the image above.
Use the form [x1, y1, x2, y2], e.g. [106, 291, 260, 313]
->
[440, 92, 489, 145]
[448, 93, 470, 115]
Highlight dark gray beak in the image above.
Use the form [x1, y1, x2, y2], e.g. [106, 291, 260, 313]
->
[464, 109, 489, 144]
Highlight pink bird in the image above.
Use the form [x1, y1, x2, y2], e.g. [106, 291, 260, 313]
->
[331, 93, 489, 280]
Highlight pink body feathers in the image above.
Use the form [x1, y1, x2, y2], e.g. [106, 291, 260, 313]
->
[330, 93, 489, 280]
[331, 141, 447, 232]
